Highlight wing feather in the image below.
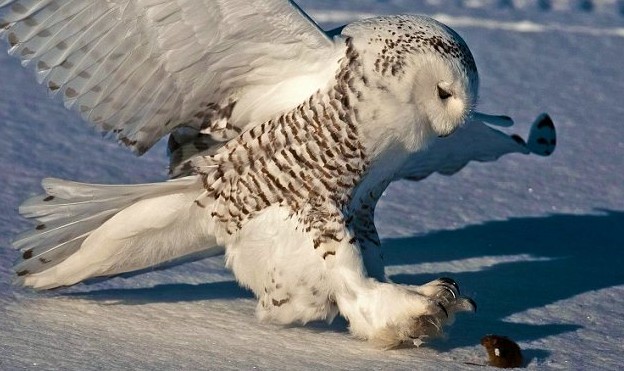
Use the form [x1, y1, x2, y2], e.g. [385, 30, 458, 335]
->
[0, 0, 340, 154]
[397, 114, 556, 182]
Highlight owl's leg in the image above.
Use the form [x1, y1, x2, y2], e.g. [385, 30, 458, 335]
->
[351, 207, 386, 281]
[225, 205, 474, 347]
[224, 205, 340, 325]
[324, 236, 476, 348]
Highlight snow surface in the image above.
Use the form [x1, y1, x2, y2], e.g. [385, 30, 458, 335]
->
[1, 0, 623, 369]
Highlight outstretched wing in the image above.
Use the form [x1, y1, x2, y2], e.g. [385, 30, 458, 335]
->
[397, 113, 556, 181]
[0, 0, 339, 154]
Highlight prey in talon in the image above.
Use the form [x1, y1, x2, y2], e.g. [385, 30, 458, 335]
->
[2, 0, 555, 348]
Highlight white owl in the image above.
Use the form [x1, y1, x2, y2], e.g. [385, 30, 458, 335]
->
[1, 0, 555, 347]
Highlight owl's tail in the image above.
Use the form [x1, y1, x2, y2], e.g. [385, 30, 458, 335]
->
[12, 176, 220, 290]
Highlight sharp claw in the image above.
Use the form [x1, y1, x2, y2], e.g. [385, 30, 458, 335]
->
[466, 297, 477, 313]
[438, 277, 460, 295]
[439, 285, 457, 300]
[428, 317, 441, 333]
[447, 297, 477, 314]
[437, 302, 449, 318]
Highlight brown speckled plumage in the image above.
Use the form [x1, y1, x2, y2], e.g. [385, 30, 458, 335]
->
[189, 38, 370, 256]
[365, 16, 477, 79]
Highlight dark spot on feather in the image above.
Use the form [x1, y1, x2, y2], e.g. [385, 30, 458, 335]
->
[77, 70, 90, 79]
[43, 195, 55, 202]
[37, 61, 50, 71]
[64, 87, 77, 98]
[48, 81, 60, 91]
[272, 298, 289, 307]
[8, 32, 18, 46]
[20, 47, 34, 56]
[119, 136, 137, 147]
[37, 29, 51, 38]
[11, 3, 28, 13]
[17, 270, 29, 277]
[22, 250, 33, 259]
[35, 224, 46, 230]
[322, 251, 336, 259]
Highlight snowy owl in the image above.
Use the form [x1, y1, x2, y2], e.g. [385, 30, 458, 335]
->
[1, 1, 555, 347]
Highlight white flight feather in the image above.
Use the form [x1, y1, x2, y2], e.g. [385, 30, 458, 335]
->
[0, 0, 340, 153]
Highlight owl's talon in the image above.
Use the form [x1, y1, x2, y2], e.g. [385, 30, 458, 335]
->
[392, 277, 477, 345]
[418, 277, 462, 304]
[437, 302, 449, 318]
[400, 293, 475, 344]
[426, 278, 476, 315]
[451, 296, 477, 313]
[438, 277, 460, 293]
[438, 285, 457, 300]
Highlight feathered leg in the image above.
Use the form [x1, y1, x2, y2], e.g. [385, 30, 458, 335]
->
[224, 205, 474, 348]
[325, 235, 476, 348]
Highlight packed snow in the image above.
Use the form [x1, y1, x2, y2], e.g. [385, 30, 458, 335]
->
[1, 0, 623, 369]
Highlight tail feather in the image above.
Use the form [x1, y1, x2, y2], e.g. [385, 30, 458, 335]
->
[13, 207, 123, 276]
[19, 191, 126, 223]
[13, 176, 219, 290]
[14, 233, 88, 276]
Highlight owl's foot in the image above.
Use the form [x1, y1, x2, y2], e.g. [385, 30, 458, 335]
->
[415, 277, 477, 315]
[406, 277, 476, 341]
[336, 277, 475, 348]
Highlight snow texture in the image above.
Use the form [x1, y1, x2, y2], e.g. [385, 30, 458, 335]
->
[1, 0, 623, 369]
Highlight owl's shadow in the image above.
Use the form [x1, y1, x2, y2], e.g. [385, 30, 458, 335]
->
[68, 210, 624, 350]
[385, 209, 624, 351]
[68, 279, 254, 303]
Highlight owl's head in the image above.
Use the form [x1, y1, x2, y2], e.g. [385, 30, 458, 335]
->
[342, 15, 479, 139]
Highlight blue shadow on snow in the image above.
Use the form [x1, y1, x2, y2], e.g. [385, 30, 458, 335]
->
[385, 209, 624, 351]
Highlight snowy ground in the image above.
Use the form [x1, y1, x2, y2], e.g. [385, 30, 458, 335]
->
[1, 0, 623, 369]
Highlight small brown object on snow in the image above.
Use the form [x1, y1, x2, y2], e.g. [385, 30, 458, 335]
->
[480, 335, 524, 368]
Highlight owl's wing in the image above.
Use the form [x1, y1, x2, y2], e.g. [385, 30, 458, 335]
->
[397, 113, 556, 181]
[0, 0, 337, 154]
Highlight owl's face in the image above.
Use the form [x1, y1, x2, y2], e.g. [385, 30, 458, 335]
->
[407, 51, 478, 138]
[343, 15, 479, 139]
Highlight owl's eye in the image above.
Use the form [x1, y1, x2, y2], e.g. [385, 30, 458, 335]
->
[437, 85, 452, 100]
